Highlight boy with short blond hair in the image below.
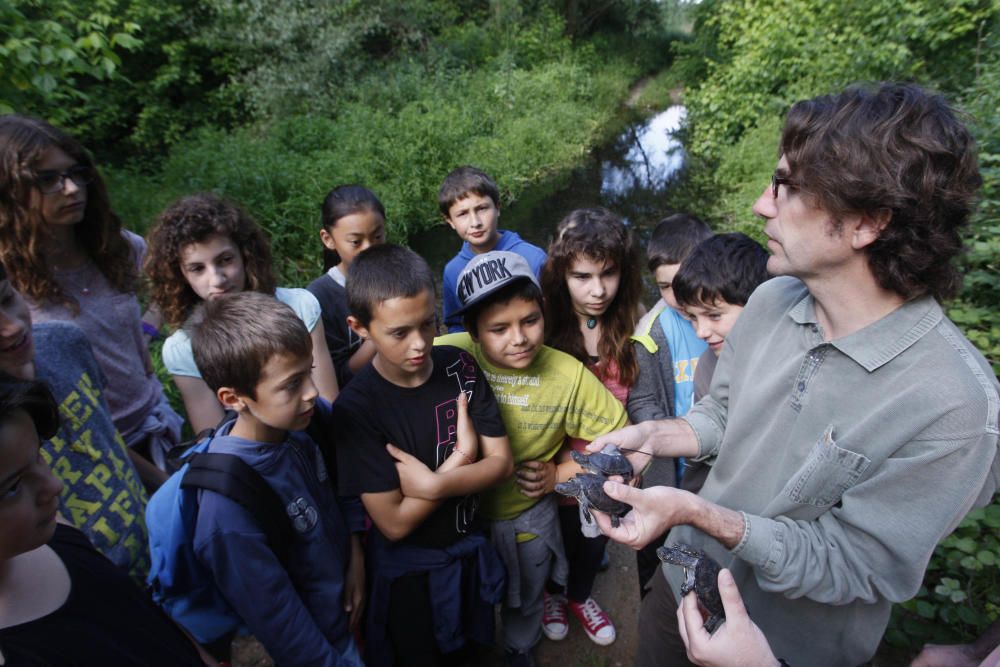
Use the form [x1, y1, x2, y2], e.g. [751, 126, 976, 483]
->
[439, 166, 547, 332]
[188, 291, 364, 667]
[334, 243, 513, 666]
[437, 250, 628, 666]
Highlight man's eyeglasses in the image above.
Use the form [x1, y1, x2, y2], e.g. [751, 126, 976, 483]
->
[34, 165, 93, 195]
[771, 172, 795, 199]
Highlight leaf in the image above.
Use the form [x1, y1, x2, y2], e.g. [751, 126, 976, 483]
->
[954, 537, 979, 554]
[957, 606, 979, 625]
[960, 556, 981, 570]
[916, 600, 937, 618]
[977, 550, 996, 566]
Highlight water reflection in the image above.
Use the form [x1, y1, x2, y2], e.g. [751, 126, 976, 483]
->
[601, 106, 687, 196]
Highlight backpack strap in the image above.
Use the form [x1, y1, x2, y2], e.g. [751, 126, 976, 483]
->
[181, 452, 293, 565]
[165, 409, 238, 468]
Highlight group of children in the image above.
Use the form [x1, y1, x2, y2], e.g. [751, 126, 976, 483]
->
[0, 113, 771, 667]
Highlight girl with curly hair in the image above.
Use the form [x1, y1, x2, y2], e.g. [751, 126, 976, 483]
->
[0, 114, 180, 488]
[526, 207, 643, 648]
[145, 192, 338, 433]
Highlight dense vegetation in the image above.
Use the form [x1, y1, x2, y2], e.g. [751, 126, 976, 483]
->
[669, 0, 1000, 654]
[5, 0, 998, 658]
[4, 0, 676, 284]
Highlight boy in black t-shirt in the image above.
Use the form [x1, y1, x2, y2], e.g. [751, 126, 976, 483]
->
[333, 244, 513, 667]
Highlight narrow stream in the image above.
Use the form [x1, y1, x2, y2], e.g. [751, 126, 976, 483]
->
[411, 104, 689, 302]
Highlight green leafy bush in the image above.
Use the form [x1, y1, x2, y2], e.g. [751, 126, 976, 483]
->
[110, 24, 647, 285]
[0, 0, 141, 123]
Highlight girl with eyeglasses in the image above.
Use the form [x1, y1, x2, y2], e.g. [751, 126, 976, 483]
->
[0, 114, 181, 490]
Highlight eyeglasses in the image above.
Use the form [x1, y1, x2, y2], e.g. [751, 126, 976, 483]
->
[771, 171, 795, 200]
[34, 165, 93, 195]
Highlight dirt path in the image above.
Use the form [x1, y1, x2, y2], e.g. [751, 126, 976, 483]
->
[528, 541, 641, 667]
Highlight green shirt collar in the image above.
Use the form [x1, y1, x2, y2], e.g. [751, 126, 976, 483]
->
[787, 291, 943, 372]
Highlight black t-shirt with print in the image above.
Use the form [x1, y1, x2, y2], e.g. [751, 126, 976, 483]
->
[334, 345, 506, 549]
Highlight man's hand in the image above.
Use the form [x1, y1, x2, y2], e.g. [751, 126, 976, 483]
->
[516, 460, 557, 497]
[587, 419, 699, 477]
[909, 644, 979, 667]
[587, 423, 654, 477]
[388, 444, 443, 500]
[344, 535, 366, 631]
[590, 482, 690, 550]
[677, 568, 780, 667]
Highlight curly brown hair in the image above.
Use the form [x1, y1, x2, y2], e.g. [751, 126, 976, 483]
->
[145, 193, 277, 329]
[0, 114, 137, 310]
[541, 208, 640, 387]
[780, 83, 981, 301]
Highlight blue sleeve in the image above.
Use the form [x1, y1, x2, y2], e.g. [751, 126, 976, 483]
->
[195, 493, 348, 667]
[526, 245, 547, 278]
[442, 264, 463, 333]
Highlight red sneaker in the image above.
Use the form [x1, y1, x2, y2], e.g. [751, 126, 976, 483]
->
[567, 597, 616, 646]
[541, 591, 568, 641]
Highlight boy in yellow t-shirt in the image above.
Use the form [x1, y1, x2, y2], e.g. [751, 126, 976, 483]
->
[436, 251, 626, 667]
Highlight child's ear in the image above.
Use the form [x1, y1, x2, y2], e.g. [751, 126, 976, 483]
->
[217, 386, 247, 412]
[319, 228, 338, 252]
[347, 315, 369, 340]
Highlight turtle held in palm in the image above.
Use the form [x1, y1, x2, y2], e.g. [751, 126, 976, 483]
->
[555, 473, 632, 527]
[656, 543, 726, 632]
[570, 443, 634, 483]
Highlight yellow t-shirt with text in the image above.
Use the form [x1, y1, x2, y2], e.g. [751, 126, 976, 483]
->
[435, 333, 627, 520]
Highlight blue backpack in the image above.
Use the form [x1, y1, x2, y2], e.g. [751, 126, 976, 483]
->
[145, 422, 292, 644]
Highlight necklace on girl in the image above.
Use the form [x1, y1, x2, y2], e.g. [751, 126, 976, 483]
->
[586, 317, 598, 329]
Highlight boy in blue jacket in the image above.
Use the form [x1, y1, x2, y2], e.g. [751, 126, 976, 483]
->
[188, 291, 365, 667]
[439, 166, 547, 332]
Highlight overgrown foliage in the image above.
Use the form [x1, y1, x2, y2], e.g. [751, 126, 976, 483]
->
[100, 3, 670, 284]
[0, 0, 141, 123]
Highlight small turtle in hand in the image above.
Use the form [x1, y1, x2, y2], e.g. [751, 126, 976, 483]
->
[656, 543, 725, 632]
[571, 443, 634, 483]
[555, 473, 632, 527]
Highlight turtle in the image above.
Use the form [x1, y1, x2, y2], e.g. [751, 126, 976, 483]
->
[555, 473, 632, 527]
[570, 443, 634, 483]
[656, 543, 726, 632]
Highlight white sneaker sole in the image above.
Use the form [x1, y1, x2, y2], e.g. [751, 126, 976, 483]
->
[542, 624, 569, 641]
[583, 628, 616, 646]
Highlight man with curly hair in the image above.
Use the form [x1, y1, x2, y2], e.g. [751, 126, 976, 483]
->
[587, 83, 1000, 666]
